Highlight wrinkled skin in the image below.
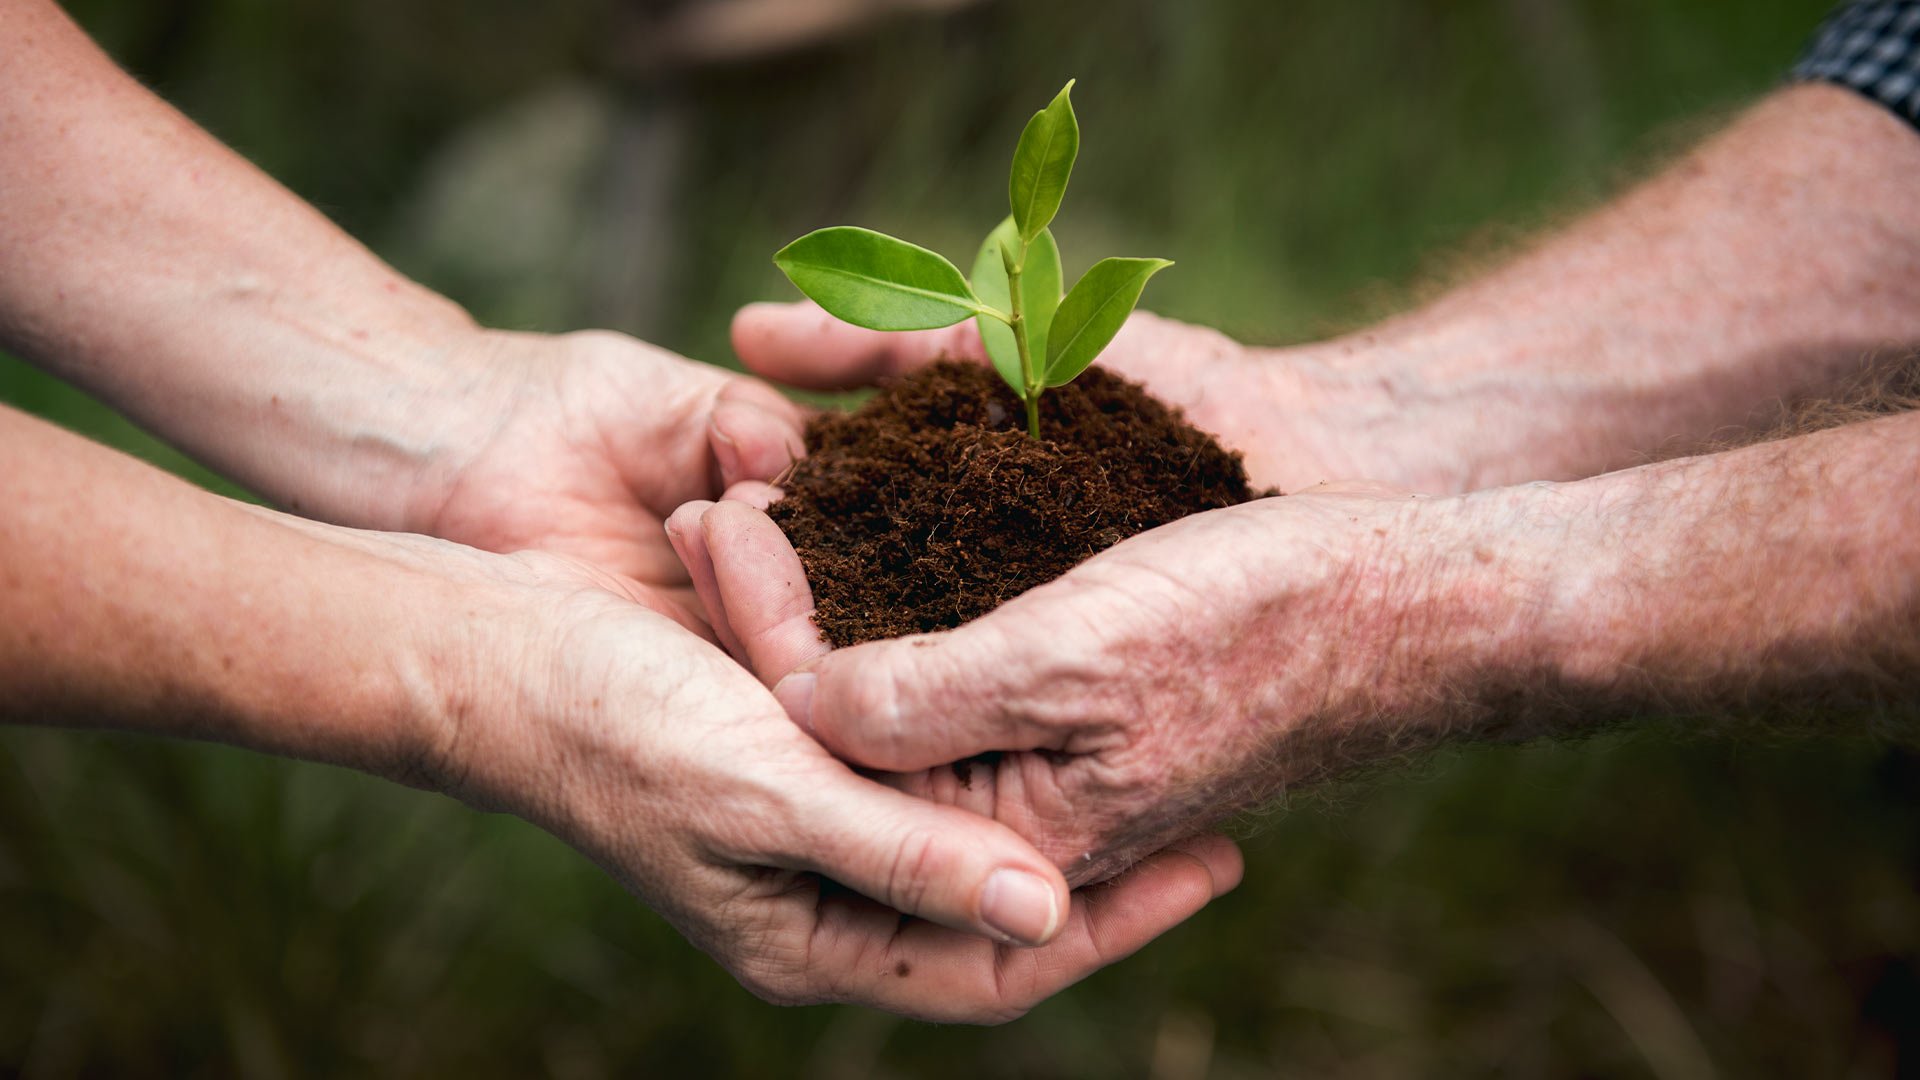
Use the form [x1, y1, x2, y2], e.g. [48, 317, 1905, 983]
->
[669, 481, 1464, 887]
[408, 535, 1243, 1023]
[667, 302, 1504, 885]
[324, 324, 1249, 1020]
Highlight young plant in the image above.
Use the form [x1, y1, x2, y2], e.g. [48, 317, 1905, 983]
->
[772, 81, 1171, 438]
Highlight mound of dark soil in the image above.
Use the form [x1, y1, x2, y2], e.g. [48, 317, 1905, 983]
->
[768, 360, 1265, 647]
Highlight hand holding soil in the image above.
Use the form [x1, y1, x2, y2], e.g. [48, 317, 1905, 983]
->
[674, 391, 1920, 892]
[672, 460, 1474, 885]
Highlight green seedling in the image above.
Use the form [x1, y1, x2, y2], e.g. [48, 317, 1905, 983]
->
[772, 81, 1171, 438]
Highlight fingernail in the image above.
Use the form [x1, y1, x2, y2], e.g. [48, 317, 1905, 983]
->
[776, 672, 816, 735]
[980, 869, 1060, 947]
[709, 417, 743, 485]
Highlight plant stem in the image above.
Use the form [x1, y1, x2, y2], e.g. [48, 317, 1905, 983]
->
[1006, 246, 1042, 438]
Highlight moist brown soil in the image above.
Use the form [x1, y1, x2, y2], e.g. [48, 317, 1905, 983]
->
[769, 360, 1267, 648]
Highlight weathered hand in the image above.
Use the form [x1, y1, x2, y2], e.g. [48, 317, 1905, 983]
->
[730, 300, 1436, 493]
[412, 538, 1242, 1023]
[667, 481, 1507, 886]
[400, 329, 806, 614]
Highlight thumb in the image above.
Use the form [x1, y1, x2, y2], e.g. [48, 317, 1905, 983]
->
[731, 301, 988, 391]
[708, 379, 806, 490]
[775, 623, 1063, 772]
[790, 767, 1070, 947]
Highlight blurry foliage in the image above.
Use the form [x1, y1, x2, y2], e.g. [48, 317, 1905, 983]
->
[7, 0, 1917, 1076]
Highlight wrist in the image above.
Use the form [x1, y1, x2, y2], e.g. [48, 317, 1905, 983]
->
[216, 512, 495, 790]
[1253, 327, 1554, 494]
[1181, 491, 1564, 784]
[1311, 484, 1581, 746]
[234, 291, 512, 534]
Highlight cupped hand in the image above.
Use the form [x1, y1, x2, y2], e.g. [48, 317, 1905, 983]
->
[668, 481, 1503, 887]
[731, 300, 1425, 493]
[402, 328, 807, 615]
[414, 538, 1241, 1023]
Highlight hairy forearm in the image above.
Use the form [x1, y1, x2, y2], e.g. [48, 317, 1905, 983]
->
[0, 404, 460, 780]
[1288, 84, 1920, 493]
[1532, 409, 1920, 718]
[1371, 412, 1920, 758]
[0, 0, 492, 529]
[1216, 415, 1917, 817]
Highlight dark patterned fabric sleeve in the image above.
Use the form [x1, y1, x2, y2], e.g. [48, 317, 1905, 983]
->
[1791, 0, 1920, 129]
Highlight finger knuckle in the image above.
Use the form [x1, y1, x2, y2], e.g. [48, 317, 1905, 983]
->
[882, 823, 944, 916]
[841, 656, 912, 763]
[978, 1001, 1032, 1026]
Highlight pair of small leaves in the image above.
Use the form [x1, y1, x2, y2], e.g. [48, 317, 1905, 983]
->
[971, 217, 1059, 390]
[971, 220, 1171, 388]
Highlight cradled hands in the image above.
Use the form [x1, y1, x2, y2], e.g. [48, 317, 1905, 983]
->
[295, 315, 1258, 1019]
[671, 481, 1439, 887]
[672, 301, 1518, 885]
[393, 533, 1240, 1023]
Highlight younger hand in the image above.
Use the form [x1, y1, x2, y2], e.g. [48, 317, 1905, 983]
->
[401, 329, 808, 618]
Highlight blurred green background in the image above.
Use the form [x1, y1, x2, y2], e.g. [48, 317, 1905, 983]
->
[6, 0, 1916, 1076]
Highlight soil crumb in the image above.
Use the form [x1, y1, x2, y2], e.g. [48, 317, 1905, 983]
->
[769, 360, 1265, 647]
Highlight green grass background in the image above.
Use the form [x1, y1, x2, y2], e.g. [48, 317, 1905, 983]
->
[7, 1, 1917, 1075]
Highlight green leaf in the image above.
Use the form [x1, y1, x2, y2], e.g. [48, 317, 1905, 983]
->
[1044, 257, 1172, 386]
[1008, 80, 1079, 243]
[773, 226, 979, 331]
[970, 217, 1062, 393]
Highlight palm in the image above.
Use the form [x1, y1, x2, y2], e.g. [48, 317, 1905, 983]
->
[416, 330, 803, 611]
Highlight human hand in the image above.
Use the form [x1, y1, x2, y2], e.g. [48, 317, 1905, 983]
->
[393, 328, 807, 619]
[669, 481, 1535, 885]
[391, 535, 1242, 1022]
[730, 300, 1457, 493]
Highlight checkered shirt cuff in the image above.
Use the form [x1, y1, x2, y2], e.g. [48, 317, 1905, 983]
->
[1792, 0, 1920, 129]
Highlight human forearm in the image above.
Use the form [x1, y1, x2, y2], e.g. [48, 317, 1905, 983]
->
[0, 404, 460, 777]
[1296, 410, 1920, 775]
[0, 0, 492, 529]
[1517, 410, 1920, 722]
[1272, 84, 1920, 493]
